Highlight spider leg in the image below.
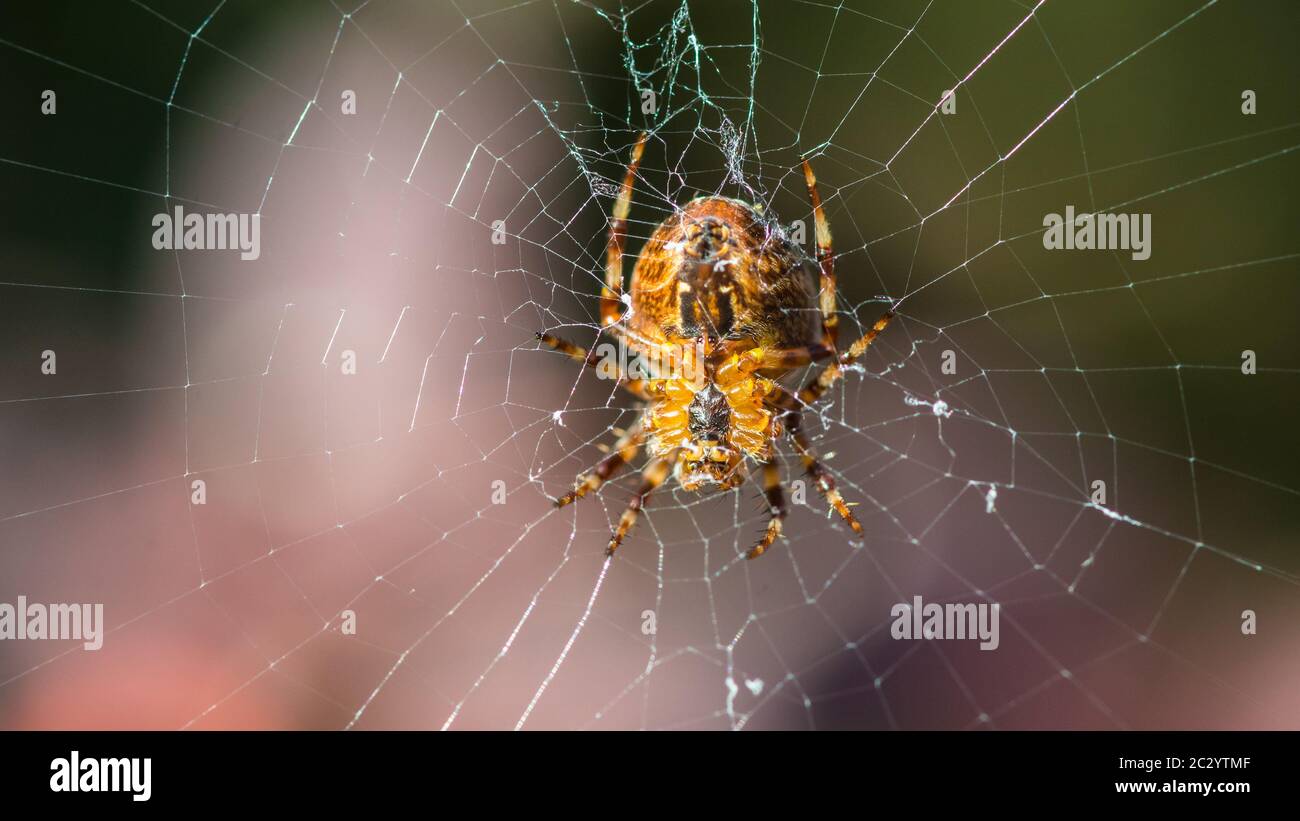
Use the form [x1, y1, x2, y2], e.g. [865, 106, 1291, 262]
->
[797, 310, 894, 405]
[755, 343, 835, 372]
[536, 331, 652, 400]
[606, 454, 672, 557]
[763, 311, 895, 412]
[757, 311, 892, 535]
[802, 157, 838, 349]
[746, 458, 788, 559]
[602, 132, 648, 329]
[555, 422, 644, 508]
[787, 411, 863, 535]
[536, 330, 594, 365]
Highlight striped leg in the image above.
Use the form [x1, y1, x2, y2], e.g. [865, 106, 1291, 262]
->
[725, 310, 891, 382]
[536, 330, 651, 400]
[555, 422, 644, 508]
[756, 343, 835, 372]
[537, 330, 595, 366]
[802, 157, 838, 349]
[787, 413, 862, 535]
[797, 310, 895, 406]
[606, 455, 671, 556]
[602, 133, 648, 328]
[762, 311, 895, 416]
[747, 459, 789, 559]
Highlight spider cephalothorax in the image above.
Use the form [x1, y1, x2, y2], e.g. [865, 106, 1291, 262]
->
[541, 133, 894, 559]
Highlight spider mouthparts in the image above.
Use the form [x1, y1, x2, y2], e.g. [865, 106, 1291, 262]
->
[678, 454, 744, 491]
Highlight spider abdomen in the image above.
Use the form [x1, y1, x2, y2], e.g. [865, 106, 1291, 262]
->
[628, 197, 819, 350]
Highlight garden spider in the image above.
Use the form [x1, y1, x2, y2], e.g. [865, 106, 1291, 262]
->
[541, 133, 894, 559]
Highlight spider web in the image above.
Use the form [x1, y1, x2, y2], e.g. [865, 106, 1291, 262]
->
[1, 0, 1298, 730]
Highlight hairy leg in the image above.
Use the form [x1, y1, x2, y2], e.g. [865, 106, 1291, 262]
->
[799, 310, 894, 405]
[606, 455, 672, 556]
[763, 310, 895, 411]
[602, 133, 648, 328]
[802, 157, 838, 349]
[536, 330, 651, 400]
[747, 458, 789, 559]
[554, 422, 644, 508]
[787, 412, 862, 535]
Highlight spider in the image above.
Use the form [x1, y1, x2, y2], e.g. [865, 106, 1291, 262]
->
[541, 133, 894, 559]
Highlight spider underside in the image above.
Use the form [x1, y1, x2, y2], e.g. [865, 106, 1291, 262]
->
[542, 133, 894, 559]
